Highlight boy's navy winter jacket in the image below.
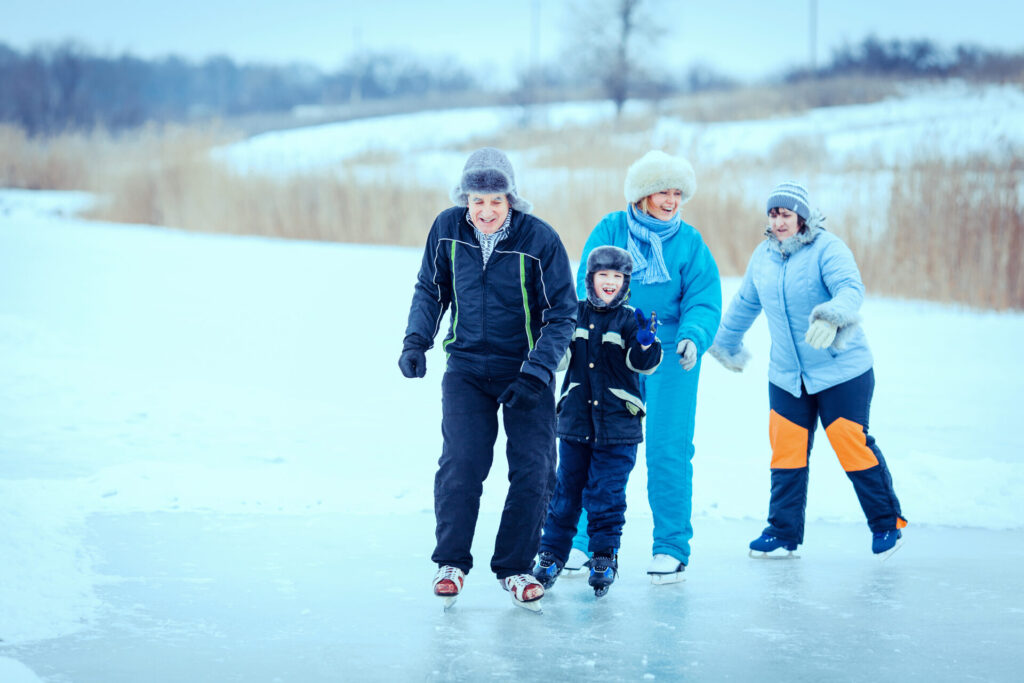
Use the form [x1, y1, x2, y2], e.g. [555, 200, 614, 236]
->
[403, 206, 577, 384]
[557, 301, 663, 445]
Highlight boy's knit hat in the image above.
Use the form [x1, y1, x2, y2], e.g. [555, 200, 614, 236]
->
[766, 181, 810, 221]
[585, 245, 633, 309]
[623, 150, 697, 205]
[450, 147, 532, 213]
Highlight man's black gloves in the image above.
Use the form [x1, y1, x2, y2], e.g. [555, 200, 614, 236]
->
[497, 373, 547, 410]
[398, 348, 427, 378]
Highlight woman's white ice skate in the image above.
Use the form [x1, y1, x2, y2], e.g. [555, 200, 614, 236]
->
[647, 553, 686, 584]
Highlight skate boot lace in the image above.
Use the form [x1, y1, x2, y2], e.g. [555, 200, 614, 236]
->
[504, 573, 543, 601]
[433, 566, 464, 595]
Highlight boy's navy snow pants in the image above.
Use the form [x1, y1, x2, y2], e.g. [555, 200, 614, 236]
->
[432, 371, 557, 580]
[539, 439, 637, 561]
[764, 369, 906, 544]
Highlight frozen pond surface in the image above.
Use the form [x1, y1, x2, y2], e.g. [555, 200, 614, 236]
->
[2, 190, 1023, 681]
[5, 513, 1023, 682]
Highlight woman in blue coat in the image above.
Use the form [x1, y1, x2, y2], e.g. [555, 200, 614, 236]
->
[708, 181, 906, 558]
[572, 150, 722, 583]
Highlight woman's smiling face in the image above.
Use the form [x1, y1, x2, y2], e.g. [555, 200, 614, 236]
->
[643, 189, 683, 221]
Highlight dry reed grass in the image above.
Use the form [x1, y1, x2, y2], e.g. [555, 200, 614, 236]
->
[849, 159, 1024, 310]
[2, 114, 1020, 310]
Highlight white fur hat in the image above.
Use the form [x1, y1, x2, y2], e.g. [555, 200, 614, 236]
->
[623, 150, 697, 205]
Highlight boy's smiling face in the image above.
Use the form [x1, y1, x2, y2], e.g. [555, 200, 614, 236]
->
[593, 270, 625, 304]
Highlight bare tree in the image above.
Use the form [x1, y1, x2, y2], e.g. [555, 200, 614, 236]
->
[563, 0, 653, 116]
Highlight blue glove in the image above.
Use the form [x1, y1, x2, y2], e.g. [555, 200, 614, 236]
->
[635, 309, 659, 346]
[498, 373, 548, 410]
[398, 348, 427, 378]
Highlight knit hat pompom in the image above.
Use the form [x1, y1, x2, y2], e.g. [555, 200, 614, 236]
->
[623, 150, 697, 205]
[766, 181, 810, 221]
[450, 147, 532, 213]
[585, 245, 633, 309]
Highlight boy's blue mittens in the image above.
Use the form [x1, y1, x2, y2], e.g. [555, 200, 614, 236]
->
[498, 373, 547, 410]
[635, 309, 659, 346]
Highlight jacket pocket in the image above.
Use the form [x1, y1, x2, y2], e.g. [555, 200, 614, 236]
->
[608, 388, 645, 417]
[556, 382, 580, 416]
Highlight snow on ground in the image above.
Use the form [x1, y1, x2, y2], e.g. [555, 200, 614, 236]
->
[212, 99, 633, 181]
[215, 81, 1024, 196]
[1, 189, 1023, 680]
[211, 81, 1024, 242]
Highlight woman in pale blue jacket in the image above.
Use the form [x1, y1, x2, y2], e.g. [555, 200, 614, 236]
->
[570, 151, 722, 583]
[709, 182, 906, 559]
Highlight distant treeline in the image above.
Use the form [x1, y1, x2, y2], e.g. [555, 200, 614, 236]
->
[2, 36, 1021, 135]
[0, 41, 481, 135]
[787, 35, 1024, 81]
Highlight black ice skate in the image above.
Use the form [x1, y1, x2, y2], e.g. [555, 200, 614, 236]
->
[588, 550, 618, 597]
[532, 551, 564, 589]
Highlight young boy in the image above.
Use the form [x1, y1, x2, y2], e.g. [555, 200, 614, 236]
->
[532, 246, 662, 596]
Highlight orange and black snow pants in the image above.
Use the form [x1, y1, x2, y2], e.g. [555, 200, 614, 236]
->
[763, 369, 906, 543]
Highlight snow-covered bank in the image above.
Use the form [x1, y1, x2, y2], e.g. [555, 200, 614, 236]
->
[216, 82, 1024, 186]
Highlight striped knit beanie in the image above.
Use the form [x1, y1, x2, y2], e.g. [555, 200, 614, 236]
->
[766, 181, 810, 221]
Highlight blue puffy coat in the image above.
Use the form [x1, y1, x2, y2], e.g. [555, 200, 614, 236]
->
[403, 206, 577, 384]
[713, 227, 873, 398]
[578, 211, 722, 355]
[557, 301, 663, 445]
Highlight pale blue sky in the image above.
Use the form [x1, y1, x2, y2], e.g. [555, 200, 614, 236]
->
[3, 0, 1022, 84]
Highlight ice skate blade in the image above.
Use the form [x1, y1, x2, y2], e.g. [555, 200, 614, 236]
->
[440, 595, 457, 610]
[875, 538, 904, 562]
[649, 572, 686, 585]
[593, 585, 610, 597]
[512, 597, 543, 613]
[748, 549, 800, 560]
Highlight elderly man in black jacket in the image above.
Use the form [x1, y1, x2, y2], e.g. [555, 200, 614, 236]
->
[399, 147, 577, 611]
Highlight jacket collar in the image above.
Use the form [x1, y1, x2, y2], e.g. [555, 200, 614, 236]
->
[764, 210, 827, 257]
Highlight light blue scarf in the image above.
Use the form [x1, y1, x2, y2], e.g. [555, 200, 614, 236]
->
[626, 203, 681, 285]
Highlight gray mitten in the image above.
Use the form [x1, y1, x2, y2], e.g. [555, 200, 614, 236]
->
[676, 339, 697, 371]
[805, 319, 838, 349]
[707, 344, 750, 373]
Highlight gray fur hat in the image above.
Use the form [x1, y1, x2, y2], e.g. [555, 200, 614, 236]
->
[585, 245, 633, 309]
[623, 150, 697, 205]
[450, 147, 532, 213]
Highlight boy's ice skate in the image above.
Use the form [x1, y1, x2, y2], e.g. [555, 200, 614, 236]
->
[872, 529, 903, 561]
[532, 551, 564, 589]
[588, 551, 618, 597]
[647, 553, 686, 584]
[501, 574, 545, 612]
[432, 565, 465, 609]
[560, 548, 591, 577]
[748, 533, 800, 559]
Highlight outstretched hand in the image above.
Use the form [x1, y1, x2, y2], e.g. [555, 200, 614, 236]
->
[635, 309, 659, 346]
[677, 339, 697, 371]
[805, 319, 838, 349]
